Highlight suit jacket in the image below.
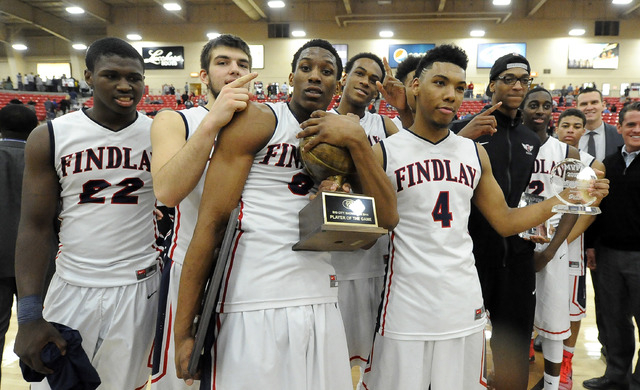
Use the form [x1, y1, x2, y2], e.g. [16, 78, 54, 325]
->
[604, 122, 624, 160]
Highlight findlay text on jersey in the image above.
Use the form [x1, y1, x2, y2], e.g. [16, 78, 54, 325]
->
[394, 158, 478, 191]
[59, 146, 151, 177]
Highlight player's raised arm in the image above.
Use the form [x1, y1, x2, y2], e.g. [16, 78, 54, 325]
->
[14, 125, 67, 374]
[472, 144, 608, 237]
[376, 57, 414, 128]
[152, 72, 258, 206]
[173, 102, 275, 384]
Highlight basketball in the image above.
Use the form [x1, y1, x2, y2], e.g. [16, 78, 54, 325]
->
[299, 136, 356, 182]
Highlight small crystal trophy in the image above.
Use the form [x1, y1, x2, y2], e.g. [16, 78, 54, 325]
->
[518, 193, 555, 240]
[549, 158, 601, 215]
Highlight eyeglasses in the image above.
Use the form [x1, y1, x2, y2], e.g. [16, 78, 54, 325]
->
[496, 75, 533, 87]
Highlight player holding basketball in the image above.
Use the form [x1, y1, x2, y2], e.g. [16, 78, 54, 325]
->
[150, 34, 256, 389]
[14, 37, 159, 389]
[329, 52, 398, 383]
[174, 39, 398, 389]
[298, 44, 608, 389]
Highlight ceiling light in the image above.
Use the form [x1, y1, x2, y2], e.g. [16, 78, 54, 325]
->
[127, 33, 142, 41]
[291, 30, 306, 37]
[379, 30, 394, 38]
[470, 30, 485, 37]
[207, 32, 220, 39]
[66, 6, 85, 14]
[268, 1, 285, 8]
[72, 43, 87, 50]
[492, 0, 511, 5]
[612, 0, 632, 4]
[12, 44, 28, 51]
[569, 28, 585, 36]
[163, 3, 182, 11]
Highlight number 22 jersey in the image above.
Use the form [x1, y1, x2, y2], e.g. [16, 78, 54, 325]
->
[51, 110, 159, 287]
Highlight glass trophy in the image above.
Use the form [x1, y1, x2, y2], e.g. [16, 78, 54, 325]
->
[549, 158, 601, 215]
[518, 192, 555, 241]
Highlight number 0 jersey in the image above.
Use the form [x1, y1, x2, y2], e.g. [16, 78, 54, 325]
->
[51, 110, 159, 287]
[378, 130, 485, 340]
[217, 102, 337, 313]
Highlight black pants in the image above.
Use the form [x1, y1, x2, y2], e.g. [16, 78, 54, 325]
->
[0, 277, 17, 381]
[598, 246, 640, 388]
[477, 256, 536, 390]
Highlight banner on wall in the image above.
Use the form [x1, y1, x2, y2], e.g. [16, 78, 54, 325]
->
[477, 43, 527, 68]
[387, 44, 435, 68]
[568, 43, 619, 69]
[143, 46, 185, 69]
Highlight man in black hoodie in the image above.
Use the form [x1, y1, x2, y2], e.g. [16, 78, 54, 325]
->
[450, 53, 540, 390]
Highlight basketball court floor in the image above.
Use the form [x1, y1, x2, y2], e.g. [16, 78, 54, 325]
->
[0, 275, 620, 389]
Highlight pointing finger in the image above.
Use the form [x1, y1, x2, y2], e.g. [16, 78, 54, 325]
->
[226, 72, 259, 88]
[478, 101, 502, 116]
[383, 57, 393, 76]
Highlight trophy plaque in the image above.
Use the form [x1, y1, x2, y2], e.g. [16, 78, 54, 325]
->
[549, 158, 601, 215]
[293, 137, 388, 251]
[518, 192, 555, 241]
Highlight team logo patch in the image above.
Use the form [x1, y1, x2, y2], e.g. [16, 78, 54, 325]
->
[522, 143, 535, 155]
[330, 274, 338, 288]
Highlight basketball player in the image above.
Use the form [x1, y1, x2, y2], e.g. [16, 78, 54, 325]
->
[150, 34, 256, 389]
[521, 87, 580, 390]
[329, 52, 398, 383]
[554, 108, 605, 390]
[173, 39, 398, 389]
[298, 44, 607, 390]
[14, 37, 159, 389]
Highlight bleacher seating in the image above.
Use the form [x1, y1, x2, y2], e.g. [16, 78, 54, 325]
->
[0, 91, 70, 121]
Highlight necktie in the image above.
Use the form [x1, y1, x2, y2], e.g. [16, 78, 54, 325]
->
[586, 131, 596, 158]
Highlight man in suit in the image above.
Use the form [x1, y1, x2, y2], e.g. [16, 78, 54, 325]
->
[583, 101, 640, 390]
[577, 87, 624, 364]
[577, 87, 623, 162]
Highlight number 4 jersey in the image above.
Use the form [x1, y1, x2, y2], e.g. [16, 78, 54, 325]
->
[50, 110, 159, 287]
[378, 129, 486, 340]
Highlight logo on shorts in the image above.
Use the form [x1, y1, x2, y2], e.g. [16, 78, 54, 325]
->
[474, 305, 485, 321]
[330, 274, 338, 288]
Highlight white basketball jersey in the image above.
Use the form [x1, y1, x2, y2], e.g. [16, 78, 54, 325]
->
[51, 110, 159, 287]
[378, 130, 485, 340]
[567, 149, 596, 276]
[167, 106, 209, 265]
[526, 136, 569, 228]
[330, 109, 390, 280]
[217, 102, 337, 313]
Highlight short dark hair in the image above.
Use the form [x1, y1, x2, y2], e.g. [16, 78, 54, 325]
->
[522, 86, 552, 107]
[578, 87, 603, 101]
[395, 55, 423, 84]
[200, 34, 252, 71]
[291, 39, 343, 80]
[85, 37, 144, 72]
[415, 44, 468, 80]
[0, 104, 38, 134]
[618, 101, 640, 124]
[558, 108, 586, 126]
[344, 52, 385, 80]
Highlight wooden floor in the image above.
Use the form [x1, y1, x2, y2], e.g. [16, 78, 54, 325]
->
[0, 274, 622, 389]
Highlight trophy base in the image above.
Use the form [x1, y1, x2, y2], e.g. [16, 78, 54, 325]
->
[293, 192, 388, 251]
[293, 224, 388, 251]
[552, 204, 601, 215]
